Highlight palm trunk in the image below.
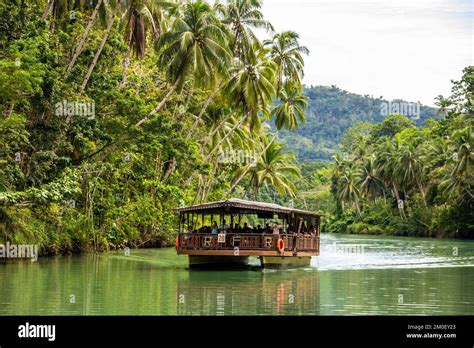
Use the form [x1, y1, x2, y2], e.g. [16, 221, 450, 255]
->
[192, 179, 203, 205]
[158, 88, 194, 182]
[416, 179, 427, 206]
[184, 113, 248, 186]
[66, 0, 103, 74]
[225, 134, 277, 197]
[186, 83, 220, 140]
[119, 48, 131, 88]
[202, 113, 232, 147]
[81, 7, 117, 90]
[41, 0, 54, 20]
[205, 113, 248, 161]
[134, 76, 182, 129]
[355, 200, 362, 219]
[88, 77, 182, 162]
[149, 76, 182, 116]
[162, 158, 176, 183]
[392, 181, 406, 220]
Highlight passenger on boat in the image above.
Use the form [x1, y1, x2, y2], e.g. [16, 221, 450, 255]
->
[265, 223, 271, 234]
[243, 223, 252, 233]
[211, 221, 218, 234]
[272, 223, 281, 235]
[220, 219, 229, 232]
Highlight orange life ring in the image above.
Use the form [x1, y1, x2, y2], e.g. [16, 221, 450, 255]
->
[175, 236, 179, 250]
[277, 238, 285, 254]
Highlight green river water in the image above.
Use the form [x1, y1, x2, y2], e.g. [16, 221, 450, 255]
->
[1, 234, 473, 315]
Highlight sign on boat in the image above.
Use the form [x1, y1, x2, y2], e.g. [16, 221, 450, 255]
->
[173, 198, 321, 268]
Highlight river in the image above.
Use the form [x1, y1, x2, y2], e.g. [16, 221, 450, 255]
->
[1, 234, 473, 315]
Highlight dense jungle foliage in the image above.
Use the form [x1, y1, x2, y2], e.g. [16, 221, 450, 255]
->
[0, 0, 472, 256]
[294, 67, 473, 238]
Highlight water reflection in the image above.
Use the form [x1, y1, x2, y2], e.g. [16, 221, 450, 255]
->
[176, 269, 320, 315]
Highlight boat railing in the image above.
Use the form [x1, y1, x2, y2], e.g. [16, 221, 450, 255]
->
[177, 233, 319, 253]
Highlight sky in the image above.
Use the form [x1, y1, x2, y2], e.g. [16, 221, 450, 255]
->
[259, 0, 473, 106]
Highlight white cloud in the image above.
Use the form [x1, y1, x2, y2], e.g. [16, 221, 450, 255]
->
[260, 0, 473, 106]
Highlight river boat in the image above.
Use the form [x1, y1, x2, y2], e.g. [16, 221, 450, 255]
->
[174, 198, 321, 269]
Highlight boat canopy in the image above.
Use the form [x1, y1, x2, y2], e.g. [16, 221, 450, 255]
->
[173, 198, 320, 218]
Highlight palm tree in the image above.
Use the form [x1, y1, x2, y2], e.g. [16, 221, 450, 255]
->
[150, 0, 231, 116]
[223, 46, 276, 129]
[271, 83, 307, 130]
[42, 0, 74, 30]
[356, 155, 385, 201]
[264, 30, 309, 94]
[245, 138, 300, 198]
[42, 0, 56, 21]
[450, 126, 473, 176]
[375, 139, 406, 219]
[395, 140, 427, 205]
[82, 4, 120, 90]
[440, 126, 474, 203]
[118, 0, 165, 86]
[226, 133, 278, 196]
[337, 167, 362, 218]
[217, 0, 273, 64]
[66, 0, 105, 74]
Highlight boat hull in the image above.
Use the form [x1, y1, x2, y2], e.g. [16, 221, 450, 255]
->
[188, 255, 250, 268]
[260, 256, 312, 269]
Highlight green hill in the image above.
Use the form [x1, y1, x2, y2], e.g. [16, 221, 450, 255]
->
[278, 85, 439, 161]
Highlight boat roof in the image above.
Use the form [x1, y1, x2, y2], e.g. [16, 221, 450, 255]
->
[173, 198, 320, 217]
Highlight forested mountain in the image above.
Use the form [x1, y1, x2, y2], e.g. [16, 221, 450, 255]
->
[278, 85, 438, 161]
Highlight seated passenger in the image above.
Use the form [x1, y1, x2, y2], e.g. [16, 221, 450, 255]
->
[243, 222, 251, 233]
[265, 223, 271, 234]
[211, 222, 218, 234]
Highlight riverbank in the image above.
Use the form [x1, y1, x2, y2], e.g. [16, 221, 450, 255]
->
[325, 220, 473, 239]
[0, 204, 175, 257]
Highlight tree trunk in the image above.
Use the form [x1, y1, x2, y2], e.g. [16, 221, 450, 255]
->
[416, 179, 427, 206]
[119, 48, 131, 88]
[135, 76, 182, 128]
[41, 0, 54, 21]
[81, 7, 117, 90]
[66, 0, 103, 74]
[225, 133, 277, 197]
[162, 158, 176, 183]
[186, 83, 220, 140]
[205, 113, 248, 161]
[355, 200, 362, 219]
[82, 77, 183, 163]
[392, 181, 406, 220]
[149, 76, 182, 116]
[202, 112, 232, 147]
[184, 113, 247, 186]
